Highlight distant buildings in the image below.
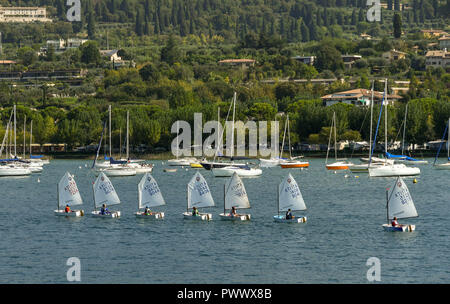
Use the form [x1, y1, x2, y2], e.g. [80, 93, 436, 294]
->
[292, 56, 315, 65]
[438, 36, 450, 50]
[341, 54, 362, 69]
[218, 59, 255, 69]
[420, 29, 448, 38]
[425, 50, 450, 69]
[100, 50, 122, 62]
[382, 49, 407, 61]
[321, 89, 401, 107]
[0, 6, 51, 22]
[43, 38, 88, 53]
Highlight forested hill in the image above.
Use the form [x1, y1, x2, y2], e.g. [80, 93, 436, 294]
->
[1, 0, 449, 42]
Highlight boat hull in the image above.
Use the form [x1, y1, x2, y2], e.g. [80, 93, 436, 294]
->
[382, 224, 415, 232]
[91, 210, 121, 218]
[326, 162, 349, 170]
[183, 212, 212, 221]
[0, 167, 32, 176]
[259, 158, 280, 167]
[212, 167, 262, 177]
[369, 165, 420, 177]
[135, 211, 164, 219]
[94, 168, 136, 177]
[434, 163, 450, 170]
[273, 215, 307, 223]
[219, 213, 251, 221]
[200, 162, 248, 170]
[280, 162, 309, 168]
[54, 210, 84, 217]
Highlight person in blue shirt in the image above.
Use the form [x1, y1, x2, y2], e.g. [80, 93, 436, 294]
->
[100, 204, 110, 215]
[285, 209, 294, 220]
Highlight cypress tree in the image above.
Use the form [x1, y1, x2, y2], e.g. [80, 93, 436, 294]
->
[393, 13, 402, 38]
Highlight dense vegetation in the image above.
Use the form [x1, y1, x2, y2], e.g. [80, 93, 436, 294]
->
[0, 1, 449, 154]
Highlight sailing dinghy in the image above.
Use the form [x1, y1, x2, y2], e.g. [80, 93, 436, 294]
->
[219, 172, 251, 221]
[91, 172, 121, 218]
[54, 172, 84, 217]
[382, 177, 418, 232]
[135, 173, 165, 219]
[183, 171, 215, 221]
[273, 174, 307, 223]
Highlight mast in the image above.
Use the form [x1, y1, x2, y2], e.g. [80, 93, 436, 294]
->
[223, 183, 226, 214]
[448, 118, 450, 160]
[334, 112, 337, 161]
[287, 114, 292, 159]
[231, 92, 236, 159]
[280, 115, 287, 159]
[176, 120, 179, 160]
[217, 107, 220, 158]
[14, 104, 16, 157]
[92, 183, 96, 211]
[384, 79, 388, 157]
[369, 82, 374, 160]
[402, 104, 408, 156]
[326, 113, 333, 164]
[126, 111, 129, 160]
[30, 120, 32, 157]
[57, 182, 59, 211]
[109, 105, 111, 158]
[386, 189, 389, 224]
[119, 128, 122, 159]
[277, 185, 279, 216]
[23, 115, 26, 158]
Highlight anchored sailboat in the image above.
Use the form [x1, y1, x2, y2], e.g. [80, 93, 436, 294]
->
[325, 111, 352, 171]
[135, 173, 165, 219]
[382, 177, 418, 232]
[433, 118, 450, 170]
[54, 172, 84, 217]
[273, 173, 307, 223]
[279, 114, 309, 168]
[183, 171, 215, 221]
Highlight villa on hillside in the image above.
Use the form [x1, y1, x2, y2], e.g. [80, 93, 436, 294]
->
[0, 6, 51, 22]
[439, 36, 450, 50]
[218, 59, 255, 69]
[420, 29, 448, 38]
[425, 50, 450, 69]
[321, 88, 401, 107]
[382, 49, 408, 61]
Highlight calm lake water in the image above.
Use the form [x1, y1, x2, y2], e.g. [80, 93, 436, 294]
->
[0, 159, 449, 283]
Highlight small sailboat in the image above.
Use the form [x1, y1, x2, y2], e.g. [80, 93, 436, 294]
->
[382, 177, 418, 232]
[273, 174, 307, 223]
[325, 112, 352, 171]
[433, 118, 450, 170]
[183, 172, 215, 221]
[91, 172, 121, 218]
[212, 164, 262, 177]
[279, 115, 309, 169]
[54, 172, 84, 217]
[135, 173, 165, 219]
[219, 172, 251, 221]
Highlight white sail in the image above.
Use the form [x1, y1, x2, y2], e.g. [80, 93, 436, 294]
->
[278, 173, 306, 212]
[187, 172, 215, 209]
[225, 172, 250, 210]
[138, 173, 165, 209]
[94, 172, 120, 208]
[58, 172, 83, 208]
[388, 177, 418, 220]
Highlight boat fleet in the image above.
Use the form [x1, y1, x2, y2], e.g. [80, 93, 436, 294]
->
[0, 105, 50, 176]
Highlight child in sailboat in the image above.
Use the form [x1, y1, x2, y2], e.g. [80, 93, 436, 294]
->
[65, 204, 71, 213]
[229, 206, 240, 218]
[285, 209, 294, 220]
[391, 217, 403, 228]
[192, 206, 199, 216]
[144, 206, 153, 215]
[100, 204, 110, 215]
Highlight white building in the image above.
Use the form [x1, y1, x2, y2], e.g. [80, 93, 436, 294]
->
[0, 6, 51, 22]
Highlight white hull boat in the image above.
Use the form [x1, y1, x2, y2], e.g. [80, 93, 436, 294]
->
[135, 211, 164, 219]
[167, 158, 197, 166]
[183, 212, 212, 221]
[95, 167, 136, 176]
[273, 215, 307, 223]
[212, 166, 262, 177]
[259, 158, 281, 167]
[382, 224, 415, 232]
[0, 166, 32, 176]
[348, 163, 384, 173]
[369, 164, 420, 177]
[54, 210, 84, 217]
[91, 210, 121, 218]
[434, 162, 450, 170]
[219, 213, 251, 221]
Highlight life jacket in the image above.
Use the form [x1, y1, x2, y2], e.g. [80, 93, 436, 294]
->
[65, 206, 70, 213]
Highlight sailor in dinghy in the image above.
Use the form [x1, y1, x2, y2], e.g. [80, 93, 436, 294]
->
[54, 172, 84, 217]
[183, 172, 215, 221]
[135, 173, 165, 219]
[273, 173, 307, 223]
[219, 172, 251, 221]
[382, 176, 418, 232]
[91, 172, 121, 218]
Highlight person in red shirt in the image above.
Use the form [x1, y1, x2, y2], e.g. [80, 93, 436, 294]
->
[65, 204, 71, 213]
[391, 217, 402, 227]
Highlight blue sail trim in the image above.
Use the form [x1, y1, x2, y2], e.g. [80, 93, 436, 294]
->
[385, 152, 407, 159]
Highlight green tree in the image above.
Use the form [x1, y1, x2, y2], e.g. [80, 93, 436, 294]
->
[393, 13, 402, 38]
[161, 34, 179, 65]
[80, 41, 101, 65]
